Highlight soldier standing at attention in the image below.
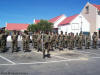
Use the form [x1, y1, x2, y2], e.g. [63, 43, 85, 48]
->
[69, 32, 74, 50]
[85, 33, 91, 49]
[55, 32, 59, 49]
[49, 32, 54, 51]
[35, 32, 38, 49]
[24, 31, 30, 52]
[75, 33, 79, 47]
[0, 30, 3, 52]
[59, 31, 64, 51]
[67, 33, 71, 49]
[37, 31, 42, 52]
[92, 32, 98, 49]
[4, 31, 8, 49]
[78, 33, 83, 49]
[82, 34, 85, 46]
[11, 30, 18, 53]
[43, 31, 51, 59]
[32, 32, 37, 49]
[72, 33, 75, 49]
[64, 32, 68, 48]
[1, 30, 8, 52]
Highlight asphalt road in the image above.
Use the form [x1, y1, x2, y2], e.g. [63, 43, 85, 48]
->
[0, 39, 100, 75]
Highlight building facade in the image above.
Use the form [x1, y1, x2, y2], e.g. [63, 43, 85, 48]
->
[81, 2, 100, 37]
[58, 14, 90, 34]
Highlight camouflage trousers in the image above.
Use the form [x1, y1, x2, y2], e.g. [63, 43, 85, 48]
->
[78, 41, 82, 49]
[37, 41, 42, 52]
[54, 41, 59, 49]
[59, 41, 64, 50]
[23, 41, 29, 50]
[12, 41, 18, 52]
[93, 41, 97, 48]
[0, 40, 6, 52]
[43, 42, 51, 58]
[75, 40, 78, 47]
[69, 41, 73, 50]
[85, 41, 90, 49]
[64, 41, 68, 48]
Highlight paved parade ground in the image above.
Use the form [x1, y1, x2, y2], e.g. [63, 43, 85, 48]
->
[0, 36, 100, 75]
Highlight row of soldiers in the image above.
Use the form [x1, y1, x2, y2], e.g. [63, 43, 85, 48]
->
[31, 31, 98, 58]
[32, 31, 98, 49]
[0, 30, 98, 59]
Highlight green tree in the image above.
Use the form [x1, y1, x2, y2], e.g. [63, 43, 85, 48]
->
[28, 24, 38, 32]
[28, 20, 53, 32]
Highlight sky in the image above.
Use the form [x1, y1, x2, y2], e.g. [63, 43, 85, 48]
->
[0, 0, 100, 27]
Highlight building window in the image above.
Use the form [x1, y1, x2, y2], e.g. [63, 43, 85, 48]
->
[98, 10, 100, 15]
[71, 23, 79, 30]
[85, 6, 89, 14]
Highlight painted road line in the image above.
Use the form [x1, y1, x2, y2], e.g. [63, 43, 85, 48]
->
[16, 59, 82, 65]
[0, 55, 16, 64]
[0, 59, 80, 66]
[0, 64, 15, 66]
[0, 57, 89, 66]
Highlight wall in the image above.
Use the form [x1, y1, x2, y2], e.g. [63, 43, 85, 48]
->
[81, 2, 97, 34]
[71, 14, 90, 34]
[96, 10, 100, 32]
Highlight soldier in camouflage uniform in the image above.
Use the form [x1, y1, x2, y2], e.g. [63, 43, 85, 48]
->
[59, 31, 64, 51]
[92, 32, 98, 49]
[3, 31, 8, 48]
[35, 32, 38, 49]
[64, 32, 68, 48]
[75, 33, 79, 47]
[72, 33, 75, 49]
[67, 33, 71, 49]
[1, 30, 8, 52]
[0, 30, 3, 52]
[50, 32, 55, 51]
[55, 32, 59, 49]
[78, 33, 83, 49]
[69, 32, 74, 50]
[82, 34, 85, 46]
[11, 30, 18, 53]
[32, 32, 38, 49]
[85, 33, 91, 49]
[37, 31, 42, 52]
[43, 32, 51, 59]
[24, 31, 30, 52]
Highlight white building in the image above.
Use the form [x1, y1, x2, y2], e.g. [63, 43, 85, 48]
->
[58, 14, 90, 34]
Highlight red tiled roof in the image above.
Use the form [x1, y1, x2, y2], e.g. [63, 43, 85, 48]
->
[48, 14, 64, 23]
[34, 20, 40, 24]
[59, 14, 78, 26]
[34, 14, 65, 24]
[6, 23, 29, 30]
[93, 4, 100, 10]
